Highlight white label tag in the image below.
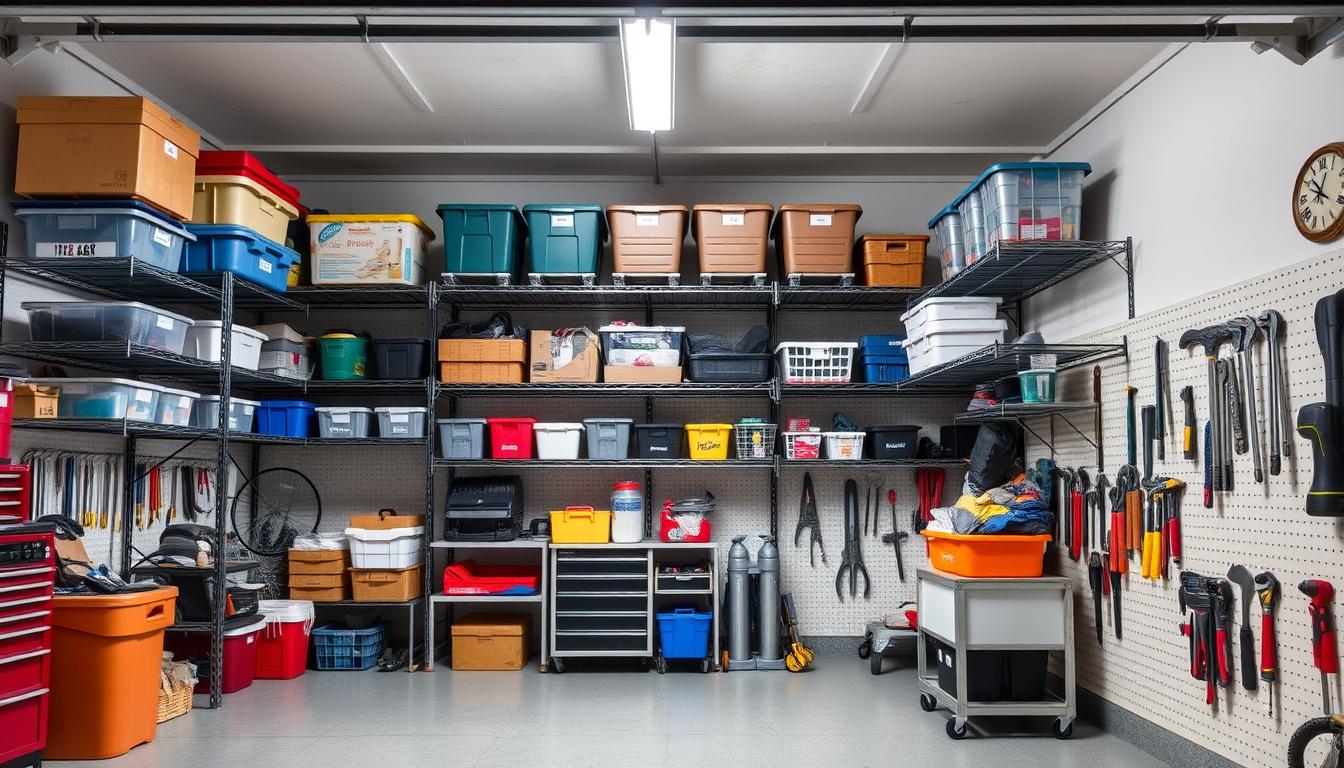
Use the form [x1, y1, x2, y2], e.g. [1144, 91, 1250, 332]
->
[163, 140, 178, 159]
[809, 214, 833, 227]
[36, 241, 115, 257]
[1021, 223, 1048, 239]
[550, 214, 574, 228]
[636, 214, 660, 227]
[721, 213, 745, 227]
[0, 394, 8, 408]
[258, 258, 273, 274]
[391, 414, 409, 423]
[152, 228, 173, 248]
[332, 412, 350, 424]
[134, 389, 152, 402]
[155, 315, 174, 330]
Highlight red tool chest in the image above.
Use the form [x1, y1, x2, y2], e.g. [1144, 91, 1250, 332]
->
[0, 523, 55, 768]
[0, 465, 33, 526]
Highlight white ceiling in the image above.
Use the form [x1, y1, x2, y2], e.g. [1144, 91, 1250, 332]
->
[37, 37, 1171, 175]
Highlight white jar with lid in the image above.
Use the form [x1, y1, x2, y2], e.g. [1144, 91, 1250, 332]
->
[611, 481, 644, 543]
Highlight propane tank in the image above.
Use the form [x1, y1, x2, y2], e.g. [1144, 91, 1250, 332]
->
[756, 535, 781, 661]
[727, 536, 752, 663]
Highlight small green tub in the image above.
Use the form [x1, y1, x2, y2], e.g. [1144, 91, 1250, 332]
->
[319, 333, 368, 381]
[1018, 369, 1057, 403]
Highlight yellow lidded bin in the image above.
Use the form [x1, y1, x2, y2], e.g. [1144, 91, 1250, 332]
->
[549, 506, 612, 544]
[307, 213, 435, 286]
[193, 174, 300, 245]
[685, 423, 733, 461]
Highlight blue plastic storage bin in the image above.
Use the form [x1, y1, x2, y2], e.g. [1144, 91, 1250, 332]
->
[256, 400, 316, 438]
[311, 624, 388, 671]
[859, 335, 907, 356]
[437, 204, 527, 277]
[656, 608, 712, 660]
[182, 224, 300, 293]
[12, 200, 195, 271]
[521, 204, 607, 275]
[862, 357, 910, 383]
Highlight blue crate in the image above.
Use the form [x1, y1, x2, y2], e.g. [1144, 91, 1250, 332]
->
[858, 334, 907, 356]
[182, 224, 300, 293]
[861, 357, 910, 383]
[311, 624, 388, 671]
[655, 608, 712, 660]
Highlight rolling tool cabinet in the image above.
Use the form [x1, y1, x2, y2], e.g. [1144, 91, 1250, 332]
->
[0, 523, 54, 768]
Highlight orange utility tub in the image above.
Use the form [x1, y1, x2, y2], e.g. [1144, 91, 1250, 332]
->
[858, 234, 929, 287]
[46, 587, 178, 760]
[773, 204, 862, 276]
[692, 203, 773, 274]
[921, 530, 1050, 578]
[608, 204, 689, 274]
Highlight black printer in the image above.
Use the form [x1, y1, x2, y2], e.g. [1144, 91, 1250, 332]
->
[445, 476, 524, 541]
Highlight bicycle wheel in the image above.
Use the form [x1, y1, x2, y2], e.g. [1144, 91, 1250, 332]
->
[1289, 717, 1344, 768]
[231, 468, 322, 557]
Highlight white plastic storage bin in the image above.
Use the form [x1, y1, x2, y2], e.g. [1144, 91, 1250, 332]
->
[775, 342, 858, 384]
[783, 431, 824, 460]
[599, 325, 685, 367]
[184, 321, 267, 371]
[533, 422, 583, 459]
[191, 395, 259, 432]
[152, 386, 200, 427]
[903, 319, 1008, 374]
[22, 301, 194, 355]
[375, 407, 427, 439]
[33, 377, 160, 421]
[823, 432, 865, 460]
[900, 297, 1002, 337]
[315, 407, 372, 439]
[344, 526, 424, 569]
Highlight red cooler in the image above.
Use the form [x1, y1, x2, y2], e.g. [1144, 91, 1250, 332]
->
[487, 417, 536, 459]
[166, 614, 266, 694]
[255, 599, 314, 680]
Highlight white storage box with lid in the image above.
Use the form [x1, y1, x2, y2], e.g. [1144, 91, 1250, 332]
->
[34, 377, 160, 421]
[22, 300, 194, 355]
[900, 297, 1002, 337]
[775, 342, 858, 384]
[151, 385, 200, 427]
[375, 406, 427, 439]
[903, 318, 1008, 374]
[184, 321, 267, 371]
[344, 526, 425, 569]
[315, 406, 372, 439]
[823, 432, 865, 460]
[783, 431, 824, 460]
[533, 422, 583, 459]
[598, 325, 685, 367]
[191, 395, 258, 432]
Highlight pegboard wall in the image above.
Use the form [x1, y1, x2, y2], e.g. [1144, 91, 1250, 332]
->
[1037, 248, 1344, 768]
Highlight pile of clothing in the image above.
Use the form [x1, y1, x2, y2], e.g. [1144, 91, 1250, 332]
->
[926, 421, 1054, 535]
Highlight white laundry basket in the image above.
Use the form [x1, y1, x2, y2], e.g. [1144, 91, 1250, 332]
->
[774, 342, 858, 384]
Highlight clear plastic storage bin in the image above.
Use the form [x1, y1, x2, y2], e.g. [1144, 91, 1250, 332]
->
[152, 386, 199, 426]
[975, 162, 1090, 247]
[315, 407, 372, 439]
[927, 205, 966, 280]
[191, 395, 258, 432]
[599, 325, 685, 367]
[22, 301, 193, 355]
[12, 200, 195, 271]
[375, 407, 427, 439]
[823, 432, 865, 460]
[35, 377, 159, 421]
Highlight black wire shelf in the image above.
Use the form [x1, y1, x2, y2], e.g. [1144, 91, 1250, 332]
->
[12, 417, 211, 439]
[914, 240, 1129, 303]
[954, 401, 1098, 423]
[303, 378, 433, 395]
[311, 598, 426, 607]
[436, 458, 774, 469]
[437, 282, 773, 311]
[2, 257, 221, 303]
[286, 284, 435, 309]
[437, 381, 774, 399]
[185, 271, 306, 311]
[780, 458, 967, 468]
[779, 382, 946, 398]
[775, 285, 923, 311]
[0, 341, 305, 391]
[898, 342, 1126, 392]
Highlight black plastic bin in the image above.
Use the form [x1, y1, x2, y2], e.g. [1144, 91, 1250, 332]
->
[372, 337, 431, 379]
[867, 425, 919, 459]
[941, 425, 981, 459]
[635, 423, 684, 459]
[1004, 650, 1049, 701]
[932, 637, 1003, 702]
[686, 352, 771, 383]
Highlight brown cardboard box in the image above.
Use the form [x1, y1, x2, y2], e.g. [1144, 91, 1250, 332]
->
[13, 384, 58, 419]
[289, 572, 348, 590]
[350, 566, 423, 603]
[16, 96, 201, 220]
[603, 365, 683, 384]
[529, 329, 600, 383]
[451, 613, 532, 670]
[440, 361, 525, 383]
[438, 338, 526, 363]
[348, 509, 425, 530]
[288, 549, 351, 575]
[288, 585, 348, 603]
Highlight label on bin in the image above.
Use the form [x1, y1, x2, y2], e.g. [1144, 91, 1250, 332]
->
[332, 412, 350, 423]
[550, 214, 574, 228]
[257, 257, 273, 274]
[163, 140, 179, 159]
[636, 214, 660, 227]
[152, 228, 173, 248]
[155, 315, 175, 330]
[809, 214, 833, 227]
[134, 389, 152, 402]
[721, 213, 745, 227]
[36, 241, 114, 257]
[390, 414, 409, 423]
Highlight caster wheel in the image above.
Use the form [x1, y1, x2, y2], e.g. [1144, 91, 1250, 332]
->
[701, 657, 711, 674]
[858, 635, 872, 659]
[550, 658, 565, 674]
[870, 652, 883, 675]
[655, 656, 667, 674]
[946, 718, 967, 740]
[1052, 719, 1074, 740]
[919, 693, 937, 712]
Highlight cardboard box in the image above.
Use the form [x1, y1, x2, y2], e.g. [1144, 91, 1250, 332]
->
[350, 566, 423, 603]
[603, 365, 683, 384]
[440, 361, 525, 383]
[288, 549, 351, 575]
[288, 585, 347, 603]
[13, 384, 58, 419]
[348, 509, 426, 530]
[16, 96, 201, 220]
[451, 613, 532, 671]
[529, 329, 600, 383]
[438, 338, 526, 363]
[289, 572, 349, 590]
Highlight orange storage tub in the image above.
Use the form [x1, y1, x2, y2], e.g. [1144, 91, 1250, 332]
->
[921, 530, 1050, 578]
[46, 587, 178, 760]
[692, 203, 773, 274]
[440, 361, 525, 383]
[858, 234, 929, 287]
[773, 204, 862, 276]
[608, 204, 689, 274]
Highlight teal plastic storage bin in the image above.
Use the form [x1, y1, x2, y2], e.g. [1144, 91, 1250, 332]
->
[521, 204, 608, 275]
[437, 204, 527, 277]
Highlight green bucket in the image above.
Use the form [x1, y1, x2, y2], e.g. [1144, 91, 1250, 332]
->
[319, 334, 368, 381]
[1018, 369, 1057, 403]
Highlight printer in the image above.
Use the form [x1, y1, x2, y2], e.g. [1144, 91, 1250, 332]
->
[445, 476, 524, 541]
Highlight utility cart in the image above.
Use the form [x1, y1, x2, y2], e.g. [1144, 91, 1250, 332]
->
[915, 568, 1076, 739]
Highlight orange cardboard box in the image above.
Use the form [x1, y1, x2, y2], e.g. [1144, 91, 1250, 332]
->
[350, 566, 423, 603]
[13, 383, 58, 419]
[438, 338, 526, 363]
[288, 585, 348, 603]
[603, 365, 683, 384]
[288, 549, 351, 576]
[529, 329, 600, 383]
[349, 509, 425, 530]
[451, 613, 532, 671]
[440, 361, 525, 383]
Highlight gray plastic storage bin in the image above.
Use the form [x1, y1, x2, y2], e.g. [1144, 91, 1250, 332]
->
[260, 338, 312, 380]
[316, 407, 372, 438]
[583, 418, 633, 459]
[376, 407, 428, 439]
[191, 395, 259, 433]
[437, 418, 486, 459]
[12, 200, 194, 272]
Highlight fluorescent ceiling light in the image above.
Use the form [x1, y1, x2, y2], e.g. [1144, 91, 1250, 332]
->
[619, 17, 675, 132]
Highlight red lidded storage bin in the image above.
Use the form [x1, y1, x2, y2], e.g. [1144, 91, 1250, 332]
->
[255, 600, 314, 680]
[487, 417, 536, 459]
[167, 615, 266, 694]
[443, 560, 541, 595]
[195, 150, 301, 209]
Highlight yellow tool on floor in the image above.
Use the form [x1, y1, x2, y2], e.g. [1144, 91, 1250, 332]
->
[782, 592, 814, 672]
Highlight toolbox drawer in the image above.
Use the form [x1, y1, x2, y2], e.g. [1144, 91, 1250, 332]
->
[0, 614, 50, 659]
[0, 649, 48, 698]
[656, 573, 712, 593]
[554, 551, 648, 575]
[0, 685, 47, 762]
[553, 613, 648, 633]
[0, 575, 54, 605]
[553, 594, 648, 614]
[554, 631, 648, 653]
[555, 574, 648, 593]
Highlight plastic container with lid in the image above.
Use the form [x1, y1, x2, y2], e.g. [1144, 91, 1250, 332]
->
[867, 425, 919, 459]
[183, 320, 266, 371]
[151, 385, 199, 427]
[345, 526, 424, 569]
[12, 200, 195, 272]
[635, 423, 683, 459]
[900, 297, 1003, 336]
[487, 417, 536, 459]
[437, 418, 486, 459]
[191, 395, 258, 432]
[256, 400, 315, 438]
[858, 234, 929, 287]
[308, 214, 434, 286]
[656, 608, 712, 659]
[607, 204, 689, 275]
[533, 422, 583, 460]
[371, 337, 430, 380]
[375, 406, 428, 439]
[928, 205, 966, 281]
[315, 406, 373, 439]
[957, 185, 989, 267]
[255, 599, 314, 680]
[599, 325, 685, 367]
[166, 615, 267, 695]
[195, 150, 301, 208]
[611, 481, 644, 543]
[318, 332, 368, 381]
[193, 174, 300, 245]
[584, 417, 633, 460]
[35, 377, 159, 421]
[22, 300, 193, 355]
[437, 204, 527, 278]
[181, 224, 301, 293]
[772, 204, 863, 276]
[823, 431, 865, 460]
[973, 162, 1091, 247]
[685, 423, 733, 461]
[692, 203, 773, 274]
[520, 204, 608, 276]
[549, 506, 612, 544]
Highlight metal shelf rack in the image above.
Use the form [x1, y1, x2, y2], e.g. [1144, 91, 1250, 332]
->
[436, 381, 774, 399]
[437, 458, 775, 470]
[426, 538, 550, 671]
[437, 282, 773, 311]
[955, 401, 1103, 466]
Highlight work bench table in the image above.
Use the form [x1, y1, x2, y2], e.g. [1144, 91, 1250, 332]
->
[915, 568, 1076, 739]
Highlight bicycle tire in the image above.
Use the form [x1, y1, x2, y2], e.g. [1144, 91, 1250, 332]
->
[230, 467, 322, 557]
[1289, 717, 1343, 768]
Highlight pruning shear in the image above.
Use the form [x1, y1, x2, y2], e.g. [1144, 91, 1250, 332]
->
[794, 472, 827, 567]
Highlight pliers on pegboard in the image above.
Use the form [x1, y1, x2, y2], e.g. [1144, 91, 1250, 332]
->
[794, 472, 826, 567]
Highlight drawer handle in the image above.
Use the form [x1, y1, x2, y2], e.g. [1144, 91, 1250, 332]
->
[0, 596, 49, 612]
[0, 648, 49, 667]
[555, 611, 647, 617]
[557, 574, 643, 580]
[556, 591, 647, 598]
[0, 567, 52, 580]
[0, 581, 50, 594]
[557, 556, 646, 562]
[0, 688, 48, 709]
[0, 611, 50, 629]
[556, 630, 646, 637]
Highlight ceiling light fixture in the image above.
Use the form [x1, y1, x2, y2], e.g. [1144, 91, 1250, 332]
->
[619, 16, 675, 133]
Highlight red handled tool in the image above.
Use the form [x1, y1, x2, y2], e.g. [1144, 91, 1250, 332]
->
[1300, 579, 1339, 715]
[1255, 572, 1280, 716]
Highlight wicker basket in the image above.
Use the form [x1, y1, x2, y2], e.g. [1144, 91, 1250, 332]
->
[157, 654, 196, 723]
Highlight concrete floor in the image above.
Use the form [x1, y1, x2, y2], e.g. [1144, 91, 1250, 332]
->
[49, 658, 1172, 768]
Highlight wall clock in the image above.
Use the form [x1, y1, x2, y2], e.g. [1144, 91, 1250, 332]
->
[1294, 142, 1344, 243]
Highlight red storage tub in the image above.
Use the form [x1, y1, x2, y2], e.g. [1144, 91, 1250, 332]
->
[443, 560, 541, 595]
[196, 150, 301, 209]
[487, 417, 536, 459]
[167, 615, 265, 694]
[255, 600, 314, 680]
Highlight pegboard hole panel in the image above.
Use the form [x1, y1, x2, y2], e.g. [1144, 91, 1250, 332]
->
[1034, 248, 1344, 768]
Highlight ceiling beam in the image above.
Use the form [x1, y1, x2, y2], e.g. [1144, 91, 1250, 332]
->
[233, 143, 1044, 154]
[850, 41, 905, 114]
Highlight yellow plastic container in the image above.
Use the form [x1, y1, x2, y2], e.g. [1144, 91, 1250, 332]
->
[549, 506, 612, 544]
[193, 174, 300, 244]
[307, 213, 435, 286]
[685, 423, 733, 461]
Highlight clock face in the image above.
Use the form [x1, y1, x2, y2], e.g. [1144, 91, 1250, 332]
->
[1296, 144, 1344, 242]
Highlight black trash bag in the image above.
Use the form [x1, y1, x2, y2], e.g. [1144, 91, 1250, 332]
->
[967, 422, 1022, 494]
[439, 311, 526, 340]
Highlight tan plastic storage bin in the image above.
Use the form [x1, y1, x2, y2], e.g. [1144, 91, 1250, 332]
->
[692, 203, 773, 273]
[859, 234, 929, 287]
[773, 204, 863, 275]
[16, 96, 201, 221]
[607, 204, 689, 274]
[451, 613, 532, 670]
[193, 174, 300, 244]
